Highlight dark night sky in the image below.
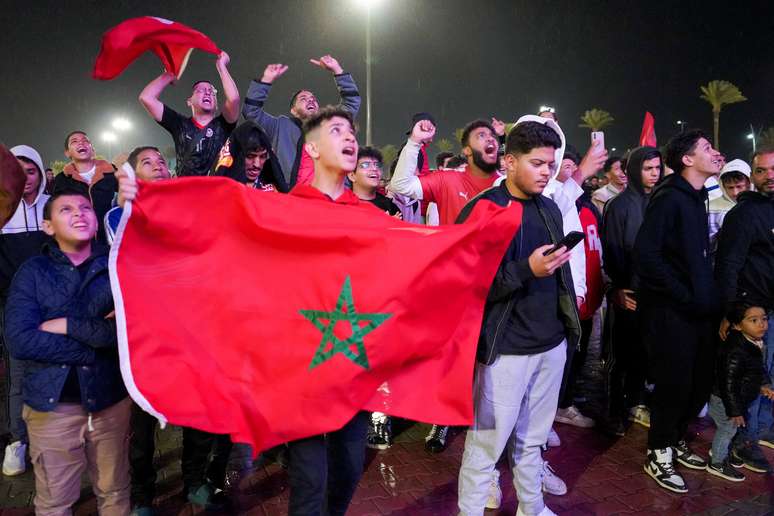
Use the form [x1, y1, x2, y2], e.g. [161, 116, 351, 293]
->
[1, 0, 772, 167]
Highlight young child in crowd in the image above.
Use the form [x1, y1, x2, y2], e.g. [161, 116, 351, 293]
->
[708, 302, 774, 481]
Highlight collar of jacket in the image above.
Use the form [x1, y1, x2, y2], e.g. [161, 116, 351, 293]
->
[62, 160, 115, 185]
[42, 241, 108, 265]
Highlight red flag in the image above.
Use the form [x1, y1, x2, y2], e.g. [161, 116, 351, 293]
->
[109, 178, 521, 452]
[639, 111, 657, 147]
[93, 17, 220, 80]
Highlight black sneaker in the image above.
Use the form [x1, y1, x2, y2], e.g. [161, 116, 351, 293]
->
[709, 448, 743, 468]
[644, 448, 688, 494]
[673, 440, 707, 470]
[425, 425, 449, 453]
[732, 444, 772, 473]
[707, 460, 746, 482]
[367, 413, 392, 450]
[758, 434, 774, 450]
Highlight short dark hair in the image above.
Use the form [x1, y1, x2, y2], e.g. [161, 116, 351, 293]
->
[43, 189, 91, 220]
[603, 156, 622, 173]
[302, 105, 355, 136]
[445, 155, 467, 168]
[751, 144, 774, 165]
[505, 121, 561, 156]
[290, 89, 313, 109]
[726, 301, 761, 326]
[242, 133, 267, 155]
[435, 151, 454, 168]
[191, 80, 214, 92]
[665, 129, 709, 174]
[720, 171, 749, 185]
[45, 167, 52, 172]
[461, 120, 496, 148]
[17, 156, 41, 173]
[357, 146, 383, 165]
[64, 130, 87, 149]
[563, 144, 581, 166]
[128, 146, 162, 170]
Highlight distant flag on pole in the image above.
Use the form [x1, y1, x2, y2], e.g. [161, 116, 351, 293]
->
[639, 112, 657, 147]
[93, 17, 220, 80]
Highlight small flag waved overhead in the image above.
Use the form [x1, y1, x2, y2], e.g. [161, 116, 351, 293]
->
[93, 17, 219, 80]
[639, 111, 657, 147]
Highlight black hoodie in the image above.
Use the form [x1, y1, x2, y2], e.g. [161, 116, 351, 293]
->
[214, 122, 289, 193]
[634, 172, 718, 317]
[602, 146, 663, 290]
[715, 190, 774, 311]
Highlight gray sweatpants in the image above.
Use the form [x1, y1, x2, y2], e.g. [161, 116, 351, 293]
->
[458, 341, 566, 516]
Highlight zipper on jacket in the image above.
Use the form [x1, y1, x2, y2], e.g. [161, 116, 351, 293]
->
[489, 298, 513, 364]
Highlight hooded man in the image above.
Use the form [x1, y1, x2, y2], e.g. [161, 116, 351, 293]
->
[601, 146, 664, 435]
[214, 121, 288, 193]
[708, 159, 751, 253]
[1, 145, 50, 476]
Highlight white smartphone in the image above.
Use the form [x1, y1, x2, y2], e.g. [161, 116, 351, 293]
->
[591, 131, 605, 149]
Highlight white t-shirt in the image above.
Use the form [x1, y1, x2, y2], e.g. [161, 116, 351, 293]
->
[79, 165, 96, 184]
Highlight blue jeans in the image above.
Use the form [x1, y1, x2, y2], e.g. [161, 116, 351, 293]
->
[708, 394, 738, 463]
[1, 345, 28, 443]
[735, 317, 774, 444]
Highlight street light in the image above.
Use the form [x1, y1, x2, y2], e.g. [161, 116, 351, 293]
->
[676, 120, 686, 133]
[355, 0, 382, 146]
[111, 117, 132, 131]
[747, 132, 757, 153]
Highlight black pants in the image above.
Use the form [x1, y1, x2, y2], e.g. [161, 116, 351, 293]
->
[287, 411, 369, 516]
[559, 318, 593, 409]
[641, 303, 715, 450]
[603, 305, 648, 419]
[130, 404, 233, 505]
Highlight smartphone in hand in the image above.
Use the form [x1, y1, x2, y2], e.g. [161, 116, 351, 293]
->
[543, 231, 586, 256]
[591, 131, 605, 149]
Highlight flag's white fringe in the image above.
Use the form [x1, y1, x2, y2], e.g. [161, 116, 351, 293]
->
[108, 166, 168, 428]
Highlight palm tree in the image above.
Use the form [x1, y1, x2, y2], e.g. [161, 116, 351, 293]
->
[379, 144, 398, 171]
[579, 109, 614, 131]
[700, 80, 746, 151]
[759, 127, 774, 148]
[436, 138, 454, 153]
[454, 128, 465, 147]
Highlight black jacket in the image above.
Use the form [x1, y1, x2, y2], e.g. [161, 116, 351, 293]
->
[4, 242, 127, 413]
[602, 146, 662, 290]
[715, 190, 774, 311]
[714, 330, 769, 417]
[634, 173, 718, 317]
[213, 121, 289, 193]
[457, 183, 581, 365]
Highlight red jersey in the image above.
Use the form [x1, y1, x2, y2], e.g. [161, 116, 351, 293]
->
[578, 204, 604, 320]
[419, 166, 498, 225]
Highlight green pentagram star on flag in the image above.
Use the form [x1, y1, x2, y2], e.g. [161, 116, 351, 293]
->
[300, 276, 392, 370]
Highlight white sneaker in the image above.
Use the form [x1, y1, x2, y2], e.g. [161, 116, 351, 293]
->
[546, 427, 561, 448]
[517, 503, 558, 516]
[2, 441, 27, 476]
[629, 405, 651, 428]
[485, 469, 502, 509]
[541, 461, 567, 495]
[644, 448, 687, 494]
[555, 406, 595, 428]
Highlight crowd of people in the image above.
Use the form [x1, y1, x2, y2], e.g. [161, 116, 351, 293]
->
[0, 50, 772, 516]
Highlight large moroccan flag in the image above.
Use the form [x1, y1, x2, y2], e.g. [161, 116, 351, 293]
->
[93, 17, 220, 80]
[109, 178, 521, 452]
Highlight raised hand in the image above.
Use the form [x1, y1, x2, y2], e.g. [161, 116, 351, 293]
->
[410, 120, 436, 145]
[529, 245, 571, 278]
[577, 139, 608, 180]
[261, 64, 289, 84]
[216, 51, 230, 69]
[310, 55, 343, 75]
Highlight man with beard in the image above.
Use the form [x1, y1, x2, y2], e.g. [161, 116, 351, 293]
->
[243, 56, 360, 188]
[601, 146, 663, 436]
[635, 130, 722, 493]
[139, 51, 240, 176]
[214, 122, 288, 192]
[716, 145, 774, 473]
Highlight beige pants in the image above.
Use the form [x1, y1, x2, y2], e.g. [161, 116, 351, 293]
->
[23, 397, 131, 516]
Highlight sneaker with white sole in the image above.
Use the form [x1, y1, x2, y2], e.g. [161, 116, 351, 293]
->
[424, 425, 449, 453]
[673, 440, 707, 470]
[546, 427, 561, 448]
[644, 448, 688, 493]
[706, 460, 745, 482]
[2, 441, 26, 476]
[555, 406, 595, 428]
[758, 433, 774, 450]
[485, 469, 502, 510]
[517, 503, 557, 516]
[629, 405, 651, 428]
[541, 461, 567, 495]
[367, 412, 392, 450]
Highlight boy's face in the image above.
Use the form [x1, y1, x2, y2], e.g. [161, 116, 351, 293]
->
[134, 149, 171, 181]
[722, 177, 750, 201]
[349, 156, 382, 189]
[557, 158, 577, 183]
[18, 159, 41, 197]
[306, 116, 358, 173]
[245, 147, 269, 182]
[734, 307, 768, 340]
[65, 132, 94, 162]
[43, 195, 97, 245]
[188, 82, 218, 113]
[684, 137, 722, 176]
[606, 160, 627, 188]
[640, 156, 662, 191]
[504, 147, 555, 197]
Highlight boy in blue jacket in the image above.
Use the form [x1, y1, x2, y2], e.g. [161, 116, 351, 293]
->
[4, 190, 130, 515]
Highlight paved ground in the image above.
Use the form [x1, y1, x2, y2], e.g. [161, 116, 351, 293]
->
[2, 314, 774, 515]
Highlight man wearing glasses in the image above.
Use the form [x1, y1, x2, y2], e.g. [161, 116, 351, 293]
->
[348, 147, 399, 217]
[139, 51, 240, 176]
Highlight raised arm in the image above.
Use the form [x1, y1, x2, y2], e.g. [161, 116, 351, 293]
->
[388, 120, 436, 200]
[311, 55, 361, 115]
[215, 51, 240, 124]
[242, 63, 288, 134]
[139, 72, 176, 122]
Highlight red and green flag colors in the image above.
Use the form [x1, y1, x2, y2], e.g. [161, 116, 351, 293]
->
[109, 177, 521, 452]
